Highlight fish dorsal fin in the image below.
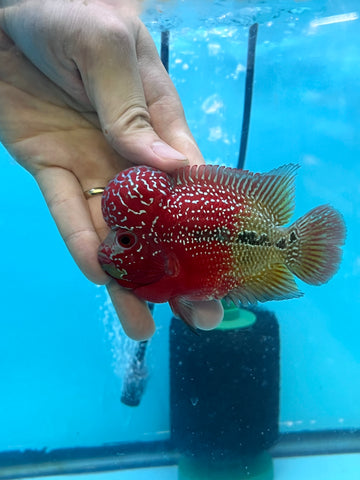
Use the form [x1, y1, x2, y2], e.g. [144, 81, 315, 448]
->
[173, 164, 299, 226]
[225, 263, 303, 306]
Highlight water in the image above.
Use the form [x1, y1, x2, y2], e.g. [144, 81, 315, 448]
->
[1, 0, 360, 478]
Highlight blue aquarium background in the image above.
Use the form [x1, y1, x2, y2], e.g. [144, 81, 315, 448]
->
[1, 0, 359, 478]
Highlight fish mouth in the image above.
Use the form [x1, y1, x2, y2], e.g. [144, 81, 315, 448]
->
[98, 252, 127, 280]
[98, 251, 113, 265]
[101, 262, 127, 280]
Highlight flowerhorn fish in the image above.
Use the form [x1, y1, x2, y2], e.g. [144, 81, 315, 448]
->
[98, 164, 345, 328]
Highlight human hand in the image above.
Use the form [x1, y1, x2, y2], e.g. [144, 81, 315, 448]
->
[0, 0, 223, 339]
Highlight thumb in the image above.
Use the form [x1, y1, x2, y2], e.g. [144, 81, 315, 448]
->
[74, 20, 189, 171]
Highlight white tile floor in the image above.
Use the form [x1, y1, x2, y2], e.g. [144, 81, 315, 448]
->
[29, 453, 360, 480]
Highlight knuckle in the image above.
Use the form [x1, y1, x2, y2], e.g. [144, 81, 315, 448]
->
[90, 15, 139, 51]
[103, 102, 151, 141]
[150, 93, 186, 126]
[70, 13, 137, 59]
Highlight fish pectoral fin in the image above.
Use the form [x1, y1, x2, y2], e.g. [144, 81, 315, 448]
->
[226, 263, 303, 305]
[164, 252, 181, 277]
[124, 262, 166, 285]
[169, 297, 199, 334]
[128, 252, 180, 285]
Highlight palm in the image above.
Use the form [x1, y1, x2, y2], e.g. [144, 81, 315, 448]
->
[0, 30, 127, 187]
[0, 30, 130, 265]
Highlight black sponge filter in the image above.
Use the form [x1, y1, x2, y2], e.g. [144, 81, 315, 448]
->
[170, 307, 280, 461]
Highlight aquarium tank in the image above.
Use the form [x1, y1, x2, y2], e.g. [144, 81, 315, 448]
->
[1, 0, 359, 479]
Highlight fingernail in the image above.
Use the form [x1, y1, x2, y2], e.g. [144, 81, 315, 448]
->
[151, 141, 188, 161]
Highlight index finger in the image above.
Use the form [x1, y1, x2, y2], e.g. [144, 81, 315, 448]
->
[35, 167, 109, 284]
[107, 281, 156, 340]
[35, 166, 157, 340]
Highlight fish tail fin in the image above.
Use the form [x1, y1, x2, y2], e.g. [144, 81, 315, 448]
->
[285, 205, 345, 285]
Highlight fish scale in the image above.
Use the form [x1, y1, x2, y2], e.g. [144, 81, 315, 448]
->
[98, 164, 345, 329]
[167, 181, 279, 287]
[164, 182, 247, 297]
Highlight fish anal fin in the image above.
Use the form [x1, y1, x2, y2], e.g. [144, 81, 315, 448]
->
[172, 164, 299, 226]
[225, 264, 303, 306]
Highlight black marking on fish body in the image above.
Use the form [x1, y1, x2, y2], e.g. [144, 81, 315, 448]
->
[276, 238, 287, 250]
[191, 227, 232, 243]
[274, 231, 297, 251]
[236, 231, 271, 247]
[289, 231, 297, 243]
[258, 234, 272, 246]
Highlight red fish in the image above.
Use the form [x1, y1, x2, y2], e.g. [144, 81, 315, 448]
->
[98, 164, 345, 328]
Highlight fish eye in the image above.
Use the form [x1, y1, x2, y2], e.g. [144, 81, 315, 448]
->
[116, 231, 137, 249]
